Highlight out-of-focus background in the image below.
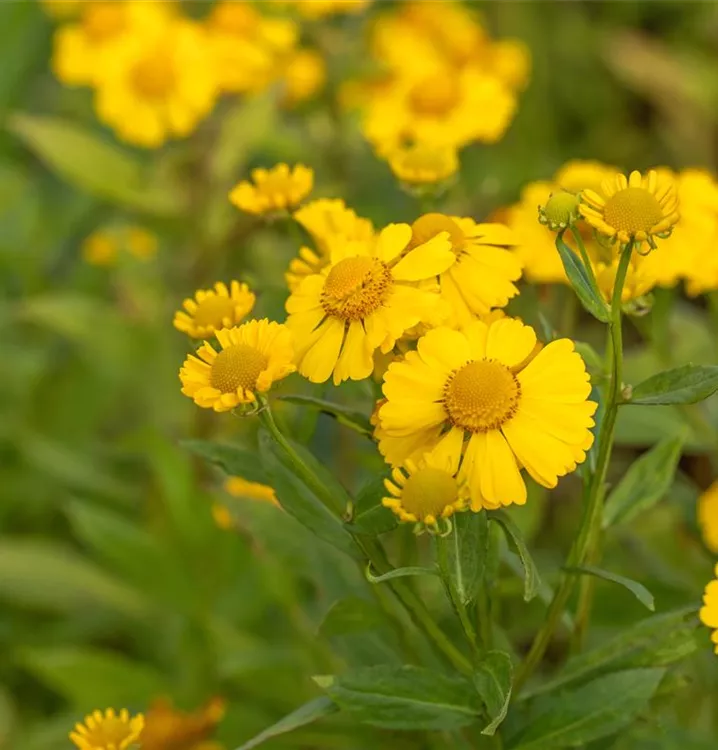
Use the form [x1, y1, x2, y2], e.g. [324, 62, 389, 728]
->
[2, 1, 718, 749]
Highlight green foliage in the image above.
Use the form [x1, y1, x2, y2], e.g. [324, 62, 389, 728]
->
[565, 565, 655, 611]
[554, 232, 610, 322]
[627, 364, 718, 405]
[473, 651, 513, 736]
[489, 511, 541, 602]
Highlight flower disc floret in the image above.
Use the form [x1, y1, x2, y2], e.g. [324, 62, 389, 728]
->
[70, 708, 144, 750]
[321, 256, 392, 319]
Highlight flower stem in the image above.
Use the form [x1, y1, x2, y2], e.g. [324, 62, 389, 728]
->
[514, 241, 633, 693]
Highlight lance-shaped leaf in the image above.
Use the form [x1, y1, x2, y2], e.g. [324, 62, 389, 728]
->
[564, 565, 655, 611]
[555, 232, 610, 323]
[278, 395, 372, 436]
[446, 511, 489, 606]
[474, 651, 513, 736]
[626, 364, 718, 405]
[489, 511, 540, 601]
[182, 440, 270, 484]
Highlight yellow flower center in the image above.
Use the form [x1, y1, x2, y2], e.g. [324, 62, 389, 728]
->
[542, 191, 579, 226]
[193, 296, 236, 328]
[602, 187, 664, 235]
[410, 213, 465, 254]
[444, 359, 521, 432]
[132, 54, 175, 99]
[321, 255, 392, 320]
[83, 3, 126, 43]
[409, 74, 461, 117]
[401, 467, 459, 521]
[210, 344, 268, 394]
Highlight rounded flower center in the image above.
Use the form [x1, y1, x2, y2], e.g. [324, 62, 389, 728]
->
[210, 344, 268, 394]
[321, 255, 392, 320]
[444, 359, 520, 432]
[193, 296, 236, 327]
[409, 75, 461, 117]
[84, 3, 126, 43]
[132, 54, 175, 98]
[401, 467, 459, 521]
[410, 213, 465, 253]
[603, 187, 664, 234]
[542, 191, 579, 226]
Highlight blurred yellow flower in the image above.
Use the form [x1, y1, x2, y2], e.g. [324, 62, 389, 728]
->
[378, 318, 596, 509]
[82, 226, 157, 266]
[282, 0, 371, 19]
[230, 164, 313, 216]
[387, 142, 458, 186]
[294, 198, 374, 252]
[580, 170, 679, 247]
[700, 564, 718, 654]
[283, 48, 327, 107]
[173, 281, 256, 339]
[595, 257, 655, 304]
[140, 696, 225, 750]
[126, 227, 158, 260]
[212, 504, 234, 531]
[180, 320, 295, 412]
[225, 476, 280, 507]
[698, 480, 718, 554]
[82, 230, 118, 266]
[93, 17, 218, 148]
[286, 223, 454, 384]
[70, 708, 144, 750]
[41, 0, 83, 20]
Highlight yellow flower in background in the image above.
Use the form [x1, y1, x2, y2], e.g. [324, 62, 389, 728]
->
[383, 445, 469, 526]
[286, 223, 455, 385]
[180, 319, 295, 412]
[212, 504, 234, 531]
[82, 226, 158, 266]
[41, 0, 82, 20]
[93, 17, 218, 148]
[294, 198, 374, 252]
[282, 0, 371, 19]
[378, 318, 596, 509]
[225, 476, 280, 507]
[407, 213, 522, 325]
[580, 170, 679, 247]
[126, 227, 158, 260]
[595, 257, 655, 304]
[82, 230, 118, 266]
[700, 564, 718, 654]
[387, 142, 459, 186]
[70, 708, 144, 750]
[140, 696, 225, 750]
[282, 48, 327, 107]
[173, 282, 256, 339]
[230, 164, 313, 216]
[698, 481, 718, 554]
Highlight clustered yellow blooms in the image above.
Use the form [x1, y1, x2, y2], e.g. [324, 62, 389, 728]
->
[82, 225, 158, 266]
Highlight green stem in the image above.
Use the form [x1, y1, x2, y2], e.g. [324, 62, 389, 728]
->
[514, 241, 634, 693]
[569, 226, 601, 291]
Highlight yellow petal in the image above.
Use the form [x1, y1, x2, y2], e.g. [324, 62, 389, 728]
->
[391, 233, 456, 281]
[485, 318, 537, 367]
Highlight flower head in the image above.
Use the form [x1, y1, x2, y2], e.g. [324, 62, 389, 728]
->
[173, 281, 256, 339]
[82, 226, 158, 266]
[286, 223, 456, 384]
[230, 164, 313, 216]
[378, 318, 596, 509]
[698, 480, 718, 554]
[580, 170, 679, 247]
[282, 0, 371, 19]
[700, 564, 718, 654]
[179, 319, 295, 412]
[387, 142, 459, 187]
[70, 708, 144, 750]
[539, 191, 580, 232]
[225, 476, 280, 507]
[82, 230, 118, 266]
[282, 48, 326, 107]
[140, 696, 225, 750]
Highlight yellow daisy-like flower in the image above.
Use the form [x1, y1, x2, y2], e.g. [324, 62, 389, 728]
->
[383, 445, 469, 526]
[140, 696, 225, 750]
[282, 48, 327, 107]
[698, 480, 718, 554]
[173, 282, 256, 339]
[93, 18, 218, 148]
[407, 213, 522, 326]
[580, 170, 679, 247]
[70, 708, 144, 750]
[225, 476, 280, 507]
[387, 142, 459, 186]
[700, 564, 718, 654]
[179, 319, 295, 412]
[286, 223, 455, 385]
[126, 226, 158, 260]
[229, 164, 313, 216]
[378, 318, 597, 509]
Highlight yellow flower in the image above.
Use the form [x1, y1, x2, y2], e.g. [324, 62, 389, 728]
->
[229, 164, 313, 216]
[70, 708, 144, 750]
[700, 564, 718, 654]
[377, 318, 597, 509]
[594, 257, 655, 304]
[387, 142, 459, 186]
[82, 230, 118, 266]
[282, 48, 326, 107]
[173, 282, 256, 339]
[383, 446, 469, 526]
[140, 696, 225, 750]
[225, 476, 280, 507]
[179, 319, 295, 412]
[698, 480, 718, 554]
[93, 18, 218, 148]
[407, 213, 522, 326]
[580, 170, 679, 247]
[212, 504, 234, 530]
[286, 224, 455, 385]
[125, 227, 158, 260]
[282, 0, 371, 19]
[41, 0, 83, 20]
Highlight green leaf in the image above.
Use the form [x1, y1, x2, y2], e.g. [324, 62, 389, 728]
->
[258, 431, 360, 559]
[509, 669, 665, 750]
[603, 435, 684, 527]
[8, 113, 184, 215]
[489, 511, 540, 601]
[474, 651, 513, 736]
[366, 565, 438, 584]
[555, 232, 610, 323]
[319, 597, 385, 638]
[447, 511, 489, 606]
[564, 565, 655, 611]
[181, 439, 270, 485]
[316, 665, 480, 730]
[345, 475, 398, 536]
[278, 395, 373, 436]
[627, 364, 718, 405]
[234, 697, 338, 750]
